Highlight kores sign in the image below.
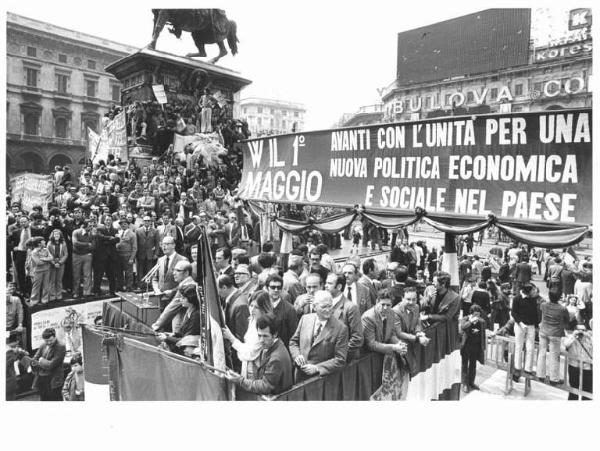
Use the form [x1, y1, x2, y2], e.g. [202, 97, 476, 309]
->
[535, 40, 592, 62]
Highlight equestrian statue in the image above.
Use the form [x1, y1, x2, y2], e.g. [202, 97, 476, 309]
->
[148, 9, 239, 64]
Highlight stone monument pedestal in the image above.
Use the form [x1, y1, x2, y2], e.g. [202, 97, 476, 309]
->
[105, 48, 251, 161]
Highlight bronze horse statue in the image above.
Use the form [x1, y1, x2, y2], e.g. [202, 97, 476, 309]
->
[148, 9, 238, 64]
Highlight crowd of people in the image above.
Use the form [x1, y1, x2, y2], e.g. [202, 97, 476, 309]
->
[5, 147, 594, 400]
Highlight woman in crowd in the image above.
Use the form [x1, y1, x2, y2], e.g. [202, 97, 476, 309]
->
[222, 291, 272, 378]
[157, 284, 201, 353]
[47, 229, 68, 302]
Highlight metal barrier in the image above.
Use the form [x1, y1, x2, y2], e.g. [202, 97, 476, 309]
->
[485, 333, 593, 399]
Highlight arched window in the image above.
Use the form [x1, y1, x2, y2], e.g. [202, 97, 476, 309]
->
[48, 154, 72, 171]
[20, 152, 44, 173]
[55, 117, 68, 138]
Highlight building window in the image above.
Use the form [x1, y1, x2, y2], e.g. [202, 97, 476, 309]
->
[24, 113, 39, 135]
[282, 120, 287, 129]
[111, 85, 120, 102]
[59, 54, 67, 63]
[424, 97, 431, 108]
[533, 82, 543, 93]
[490, 88, 498, 100]
[282, 110, 287, 117]
[27, 46, 37, 57]
[515, 83, 523, 96]
[257, 117, 262, 127]
[88, 59, 96, 70]
[26, 67, 38, 87]
[466, 92, 474, 103]
[270, 118, 274, 128]
[86, 79, 97, 97]
[257, 107, 263, 114]
[84, 119, 97, 133]
[294, 111, 299, 118]
[56, 74, 69, 94]
[242, 107, 247, 114]
[444, 93, 451, 106]
[55, 117, 68, 138]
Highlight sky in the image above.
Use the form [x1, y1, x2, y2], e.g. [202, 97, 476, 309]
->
[3, 1, 574, 129]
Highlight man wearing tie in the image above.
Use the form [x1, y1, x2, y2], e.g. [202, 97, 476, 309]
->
[361, 288, 407, 357]
[289, 290, 348, 382]
[215, 247, 235, 279]
[135, 216, 160, 285]
[342, 262, 374, 315]
[152, 260, 194, 334]
[393, 286, 430, 374]
[152, 236, 187, 300]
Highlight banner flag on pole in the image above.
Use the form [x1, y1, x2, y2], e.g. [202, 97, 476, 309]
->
[197, 227, 227, 369]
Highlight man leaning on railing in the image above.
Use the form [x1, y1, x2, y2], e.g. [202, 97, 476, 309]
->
[563, 322, 593, 400]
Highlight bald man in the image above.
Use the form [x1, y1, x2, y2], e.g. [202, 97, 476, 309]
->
[152, 236, 188, 298]
[289, 290, 348, 382]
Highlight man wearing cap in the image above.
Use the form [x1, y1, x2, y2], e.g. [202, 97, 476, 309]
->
[283, 253, 306, 305]
[115, 217, 137, 291]
[136, 216, 160, 285]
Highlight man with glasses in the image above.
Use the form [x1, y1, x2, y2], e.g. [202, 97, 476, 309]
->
[308, 249, 329, 284]
[152, 260, 194, 333]
[289, 290, 348, 382]
[234, 264, 256, 297]
[266, 274, 298, 348]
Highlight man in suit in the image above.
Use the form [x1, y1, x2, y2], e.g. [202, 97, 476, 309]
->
[514, 255, 533, 293]
[289, 290, 348, 382]
[324, 273, 364, 361]
[115, 218, 137, 291]
[215, 247, 235, 279]
[217, 274, 250, 372]
[31, 327, 67, 401]
[234, 264, 257, 297]
[420, 271, 461, 325]
[152, 260, 195, 334]
[224, 212, 242, 248]
[136, 216, 160, 286]
[152, 236, 188, 299]
[342, 262, 374, 315]
[266, 274, 298, 348]
[9, 216, 34, 295]
[283, 254, 306, 305]
[157, 212, 176, 256]
[393, 286, 430, 374]
[362, 289, 407, 357]
[359, 258, 380, 306]
[226, 313, 294, 395]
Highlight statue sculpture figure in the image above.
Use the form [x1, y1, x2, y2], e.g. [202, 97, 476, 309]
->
[148, 9, 238, 64]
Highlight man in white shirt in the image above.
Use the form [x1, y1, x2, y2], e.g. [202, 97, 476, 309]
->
[342, 262, 373, 315]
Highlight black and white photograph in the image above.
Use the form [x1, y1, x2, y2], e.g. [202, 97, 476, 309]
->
[1, 0, 596, 447]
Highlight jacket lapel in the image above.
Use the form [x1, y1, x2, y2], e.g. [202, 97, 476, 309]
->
[312, 316, 330, 348]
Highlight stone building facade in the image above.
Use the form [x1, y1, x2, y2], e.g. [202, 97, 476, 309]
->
[240, 97, 306, 137]
[6, 13, 138, 175]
